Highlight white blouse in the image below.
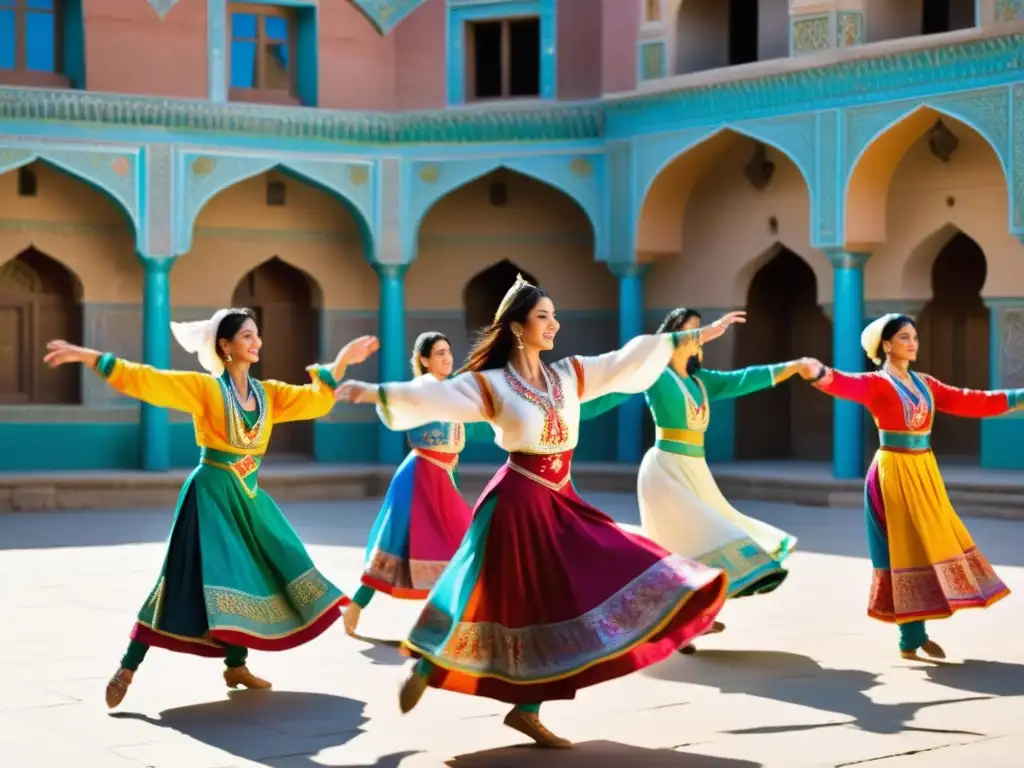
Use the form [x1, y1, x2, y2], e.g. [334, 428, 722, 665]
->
[377, 332, 698, 455]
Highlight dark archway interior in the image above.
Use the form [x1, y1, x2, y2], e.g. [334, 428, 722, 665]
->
[462, 259, 539, 340]
[232, 256, 320, 458]
[916, 231, 989, 461]
[734, 247, 832, 460]
[0, 247, 82, 405]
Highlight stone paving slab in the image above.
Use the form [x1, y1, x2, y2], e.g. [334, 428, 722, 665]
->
[3, 494, 1024, 766]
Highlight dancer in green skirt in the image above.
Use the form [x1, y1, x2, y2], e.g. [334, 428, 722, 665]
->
[43, 308, 379, 709]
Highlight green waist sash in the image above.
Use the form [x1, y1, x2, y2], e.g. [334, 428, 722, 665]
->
[878, 430, 931, 451]
[199, 447, 264, 497]
[655, 427, 706, 459]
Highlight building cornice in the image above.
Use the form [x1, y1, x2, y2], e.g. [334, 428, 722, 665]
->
[0, 31, 1021, 144]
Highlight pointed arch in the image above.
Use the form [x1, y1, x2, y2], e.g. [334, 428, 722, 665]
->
[409, 157, 604, 261]
[0, 246, 84, 405]
[180, 157, 374, 257]
[0, 153, 139, 240]
[844, 106, 1009, 251]
[636, 125, 814, 262]
[227, 254, 324, 310]
[733, 240, 830, 308]
[463, 259, 540, 335]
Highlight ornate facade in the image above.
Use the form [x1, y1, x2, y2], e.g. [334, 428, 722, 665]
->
[1, 0, 1023, 477]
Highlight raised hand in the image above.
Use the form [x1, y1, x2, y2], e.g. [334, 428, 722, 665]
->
[43, 340, 99, 369]
[334, 380, 379, 405]
[702, 311, 747, 343]
[340, 335, 380, 366]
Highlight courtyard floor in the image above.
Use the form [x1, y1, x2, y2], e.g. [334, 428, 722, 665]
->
[2, 493, 1024, 767]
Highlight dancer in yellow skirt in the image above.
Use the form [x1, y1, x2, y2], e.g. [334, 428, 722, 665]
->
[810, 313, 1021, 659]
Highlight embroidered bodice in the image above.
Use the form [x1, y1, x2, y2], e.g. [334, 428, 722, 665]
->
[93, 354, 339, 456]
[377, 333, 699, 455]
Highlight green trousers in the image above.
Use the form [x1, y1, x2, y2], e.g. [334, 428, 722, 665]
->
[119, 639, 248, 671]
[898, 620, 929, 652]
[353, 585, 376, 609]
[414, 659, 540, 714]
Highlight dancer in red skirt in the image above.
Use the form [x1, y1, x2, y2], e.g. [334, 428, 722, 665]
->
[336, 275, 742, 748]
[343, 330, 633, 636]
[343, 332, 480, 635]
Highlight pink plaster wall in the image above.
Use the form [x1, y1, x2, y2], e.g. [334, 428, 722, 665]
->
[394, 0, 447, 110]
[557, 0, 602, 99]
[318, 1, 396, 110]
[601, 0, 638, 94]
[82, 0, 207, 98]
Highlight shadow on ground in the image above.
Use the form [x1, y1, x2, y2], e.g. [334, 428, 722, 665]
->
[111, 689, 419, 767]
[447, 740, 762, 767]
[646, 650, 1000, 736]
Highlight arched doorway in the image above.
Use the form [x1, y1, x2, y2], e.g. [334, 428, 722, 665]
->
[232, 257, 320, 458]
[462, 259, 539, 339]
[915, 232, 988, 461]
[0, 247, 82, 405]
[734, 247, 832, 460]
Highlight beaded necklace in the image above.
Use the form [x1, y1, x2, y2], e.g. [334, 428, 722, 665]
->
[220, 372, 267, 450]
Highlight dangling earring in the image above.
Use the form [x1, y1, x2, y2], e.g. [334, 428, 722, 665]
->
[225, 352, 232, 363]
[513, 330, 524, 350]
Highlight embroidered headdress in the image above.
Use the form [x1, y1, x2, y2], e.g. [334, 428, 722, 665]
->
[860, 313, 902, 367]
[170, 308, 239, 377]
[493, 273, 535, 323]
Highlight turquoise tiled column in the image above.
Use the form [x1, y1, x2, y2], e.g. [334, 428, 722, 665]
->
[608, 262, 649, 464]
[376, 263, 408, 465]
[138, 255, 175, 472]
[827, 250, 869, 479]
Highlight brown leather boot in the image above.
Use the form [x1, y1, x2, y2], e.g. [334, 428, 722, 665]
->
[223, 666, 272, 690]
[105, 668, 134, 709]
[503, 708, 572, 748]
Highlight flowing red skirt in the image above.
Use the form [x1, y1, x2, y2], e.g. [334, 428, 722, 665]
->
[403, 451, 728, 703]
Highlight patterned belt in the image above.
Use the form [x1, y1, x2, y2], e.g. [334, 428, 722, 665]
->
[199, 447, 262, 496]
[878, 430, 931, 453]
[507, 450, 573, 491]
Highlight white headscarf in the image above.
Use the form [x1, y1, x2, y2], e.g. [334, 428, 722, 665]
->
[170, 308, 236, 377]
[860, 313, 902, 367]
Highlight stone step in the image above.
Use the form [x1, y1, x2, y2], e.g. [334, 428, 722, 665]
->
[2, 461, 1023, 520]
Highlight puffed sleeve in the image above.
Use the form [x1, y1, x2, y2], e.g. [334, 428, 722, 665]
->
[572, 331, 701, 403]
[94, 353, 211, 415]
[262, 365, 339, 424]
[377, 372, 491, 432]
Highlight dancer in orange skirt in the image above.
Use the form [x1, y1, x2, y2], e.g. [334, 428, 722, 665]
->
[810, 313, 1020, 659]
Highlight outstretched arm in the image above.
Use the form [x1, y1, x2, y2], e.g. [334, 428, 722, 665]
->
[44, 341, 210, 414]
[336, 372, 491, 432]
[578, 391, 631, 421]
[575, 311, 747, 402]
[921, 374, 1024, 419]
[265, 336, 380, 424]
[700, 358, 820, 401]
[810, 366, 879, 407]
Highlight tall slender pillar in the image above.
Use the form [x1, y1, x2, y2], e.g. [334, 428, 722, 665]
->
[608, 262, 649, 464]
[139, 255, 174, 472]
[375, 262, 407, 465]
[828, 250, 869, 479]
